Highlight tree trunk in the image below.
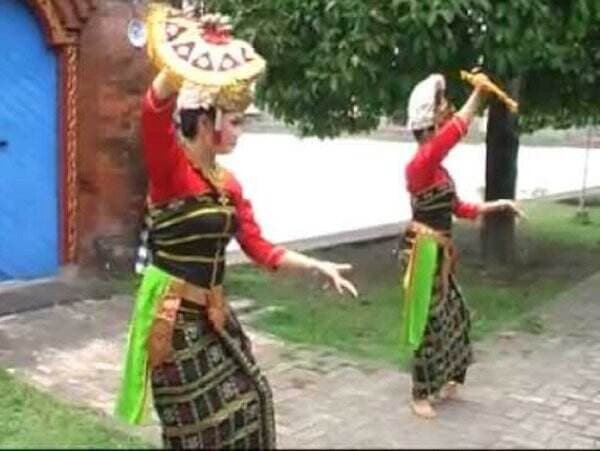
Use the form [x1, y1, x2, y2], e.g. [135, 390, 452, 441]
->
[481, 79, 521, 271]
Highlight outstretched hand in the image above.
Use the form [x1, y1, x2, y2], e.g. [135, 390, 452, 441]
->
[313, 260, 358, 298]
[277, 250, 359, 298]
[483, 199, 525, 219]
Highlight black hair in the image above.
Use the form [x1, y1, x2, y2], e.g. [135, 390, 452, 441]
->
[178, 107, 216, 140]
[412, 126, 435, 144]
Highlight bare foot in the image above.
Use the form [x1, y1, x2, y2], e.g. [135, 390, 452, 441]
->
[410, 399, 437, 419]
[440, 381, 459, 401]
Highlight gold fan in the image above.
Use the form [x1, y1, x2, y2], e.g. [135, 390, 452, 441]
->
[145, 4, 266, 110]
[460, 70, 519, 113]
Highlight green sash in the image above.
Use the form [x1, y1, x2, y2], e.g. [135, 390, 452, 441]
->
[401, 235, 439, 351]
[114, 265, 171, 425]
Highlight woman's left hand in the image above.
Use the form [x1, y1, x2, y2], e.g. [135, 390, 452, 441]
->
[313, 260, 358, 298]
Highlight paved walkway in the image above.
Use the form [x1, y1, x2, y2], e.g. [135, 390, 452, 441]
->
[1, 271, 600, 448]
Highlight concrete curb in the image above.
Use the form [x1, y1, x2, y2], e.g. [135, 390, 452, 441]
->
[226, 222, 405, 266]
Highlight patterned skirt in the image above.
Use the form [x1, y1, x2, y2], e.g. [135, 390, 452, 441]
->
[411, 274, 473, 400]
[150, 301, 276, 449]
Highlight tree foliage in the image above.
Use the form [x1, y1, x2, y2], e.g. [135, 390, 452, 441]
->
[205, 0, 600, 137]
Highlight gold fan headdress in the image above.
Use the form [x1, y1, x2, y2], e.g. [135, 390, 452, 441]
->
[146, 4, 266, 112]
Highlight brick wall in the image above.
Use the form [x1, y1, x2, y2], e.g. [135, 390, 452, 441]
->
[77, 0, 152, 270]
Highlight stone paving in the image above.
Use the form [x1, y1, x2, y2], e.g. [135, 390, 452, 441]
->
[1, 271, 600, 448]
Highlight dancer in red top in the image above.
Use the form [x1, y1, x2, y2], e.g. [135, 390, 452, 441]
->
[116, 7, 356, 449]
[401, 73, 522, 419]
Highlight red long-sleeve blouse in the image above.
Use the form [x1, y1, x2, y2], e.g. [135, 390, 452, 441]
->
[140, 87, 285, 270]
[405, 116, 481, 220]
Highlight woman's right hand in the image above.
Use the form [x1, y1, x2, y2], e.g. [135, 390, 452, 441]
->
[152, 68, 179, 101]
[482, 199, 525, 218]
[471, 73, 493, 93]
[465, 68, 519, 112]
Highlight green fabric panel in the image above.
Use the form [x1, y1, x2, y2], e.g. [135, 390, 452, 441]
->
[114, 265, 172, 425]
[401, 235, 439, 351]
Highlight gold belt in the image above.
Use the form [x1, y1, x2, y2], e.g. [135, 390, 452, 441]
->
[148, 279, 228, 368]
[172, 280, 228, 329]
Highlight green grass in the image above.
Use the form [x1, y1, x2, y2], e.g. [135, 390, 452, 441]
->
[229, 268, 410, 365]
[522, 199, 600, 247]
[459, 267, 565, 339]
[0, 369, 152, 449]
[225, 199, 600, 369]
[226, 264, 566, 368]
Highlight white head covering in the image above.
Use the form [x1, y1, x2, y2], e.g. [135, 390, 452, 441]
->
[176, 80, 219, 111]
[175, 80, 226, 131]
[406, 73, 446, 131]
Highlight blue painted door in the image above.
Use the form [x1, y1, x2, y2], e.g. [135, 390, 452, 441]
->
[0, 0, 59, 280]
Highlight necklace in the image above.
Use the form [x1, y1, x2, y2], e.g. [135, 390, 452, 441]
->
[198, 161, 225, 187]
[197, 162, 228, 205]
[181, 136, 228, 205]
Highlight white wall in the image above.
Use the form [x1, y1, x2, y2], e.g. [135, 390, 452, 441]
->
[220, 133, 600, 250]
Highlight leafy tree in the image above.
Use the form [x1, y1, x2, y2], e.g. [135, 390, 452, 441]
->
[165, 0, 600, 268]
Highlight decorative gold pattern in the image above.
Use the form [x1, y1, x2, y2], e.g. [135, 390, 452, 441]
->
[406, 221, 456, 303]
[210, 203, 232, 287]
[146, 4, 265, 113]
[27, 0, 94, 45]
[64, 45, 79, 263]
[155, 250, 226, 263]
[154, 206, 235, 230]
[215, 81, 254, 112]
[192, 161, 228, 193]
[28, 0, 72, 45]
[27, 0, 96, 264]
[147, 5, 265, 86]
[153, 232, 231, 246]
